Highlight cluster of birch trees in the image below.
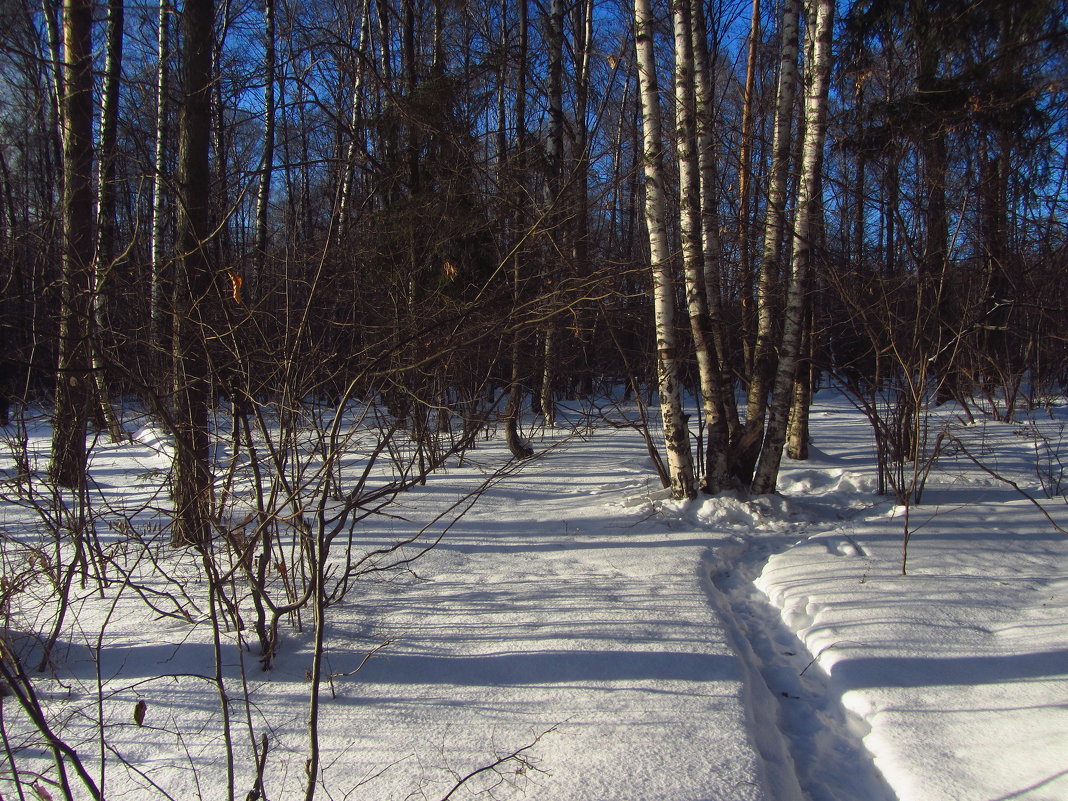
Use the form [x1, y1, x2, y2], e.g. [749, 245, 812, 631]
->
[0, 0, 1065, 508]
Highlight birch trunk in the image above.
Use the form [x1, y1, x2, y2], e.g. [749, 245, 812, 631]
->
[336, 0, 371, 248]
[752, 0, 834, 494]
[253, 0, 276, 294]
[737, 0, 801, 483]
[673, 0, 731, 492]
[540, 0, 565, 427]
[691, 0, 740, 435]
[737, 0, 760, 372]
[786, 299, 813, 460]
[91, 0, 124, 442]
[150, 0, 171, 366]
[571, 0, 595, 394]
[635, 0, 696, 500]
[40, 0, 64, 184]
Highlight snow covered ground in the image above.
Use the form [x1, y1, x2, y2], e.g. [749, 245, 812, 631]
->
[751, 397, 1068, 801]
[0, 390, 1065, 800]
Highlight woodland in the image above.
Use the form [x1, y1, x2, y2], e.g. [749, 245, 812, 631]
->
[0, 0, 1064, 504]
[0, 0, 1066, 798]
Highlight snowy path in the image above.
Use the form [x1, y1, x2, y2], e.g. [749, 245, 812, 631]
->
[707, 534, 896, 801]
[310, 437, 772, 800]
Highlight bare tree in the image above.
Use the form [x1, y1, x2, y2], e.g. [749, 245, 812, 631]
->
[49, 0, 95, 489]
[253, 0, 276, 294]
[736, 0, 761, 369]
[752, 0, 835, 494]
[501, 0, 534, 460]
[170, 0, 216, 547]
[634, 0, 696, 500]
[539, 0, 566, 427]
[150, 0, 173, 367]
[673, 0, 731, 492]
[737, 0, 801, 484]
[691, 0, 738, 436]
[90, 0, 125, 442]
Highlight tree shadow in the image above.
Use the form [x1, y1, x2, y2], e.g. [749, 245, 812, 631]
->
[351, 648, 741, 688]
[834, 649, 1068, 689]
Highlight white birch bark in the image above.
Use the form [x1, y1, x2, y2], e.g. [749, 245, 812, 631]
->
[540, 0, 565, 427]
[752, 0, 834, 494]
[737, 0, 760, 370]
[253, 0, 276, 293]
[738, 0, 801, 480]
[690, 0, 737, 433]
[91, 0, 124, 442]
[673, 0, 731, 492]
[336, 0, 371, 248]
[635, 0, 696, 500]
[150, 0, 171, 360]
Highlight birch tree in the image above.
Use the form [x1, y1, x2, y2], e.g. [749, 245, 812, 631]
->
[91, 0, 124, 442]
[539, 0, 566, 427]
[253, 0, 276, 294]
[691, 0, 738, 436]
[635, 0, 696, 500]
[150, 0, 172, 366]
[752, 0, 835, 494]
[737, 0, 801, 483]
[673, 0, 731, 492]
[335, 0, 371, 250]
[736, 0, 760, 367]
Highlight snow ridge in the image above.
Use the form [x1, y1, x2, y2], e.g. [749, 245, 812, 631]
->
[706, 533, 897, 801]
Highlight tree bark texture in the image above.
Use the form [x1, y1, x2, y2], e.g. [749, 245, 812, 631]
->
[736, 0, 760, 373]
[690, 0, 739, 439]
[635, 0, 696, 500]
[672, 0, 731, 493]
[253, 0, 276, 294]
[50, 0, 95, 489]
[91, 0, 125, 442]
[752, 0, 834, 494]
[150, 0, 172, 365]
[539, 0, 566, 428]
[738, 0, 801, 484]
[171, 0, 216, 547]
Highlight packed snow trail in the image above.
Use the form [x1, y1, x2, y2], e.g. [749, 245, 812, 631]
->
[310, 418, 899, 801]
[706, 534, 896, 801]
[315, 435, 772, 800]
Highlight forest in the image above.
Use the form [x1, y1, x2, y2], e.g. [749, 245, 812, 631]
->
[1, 0, 1064, 502]
[0, 0, 1066, 798]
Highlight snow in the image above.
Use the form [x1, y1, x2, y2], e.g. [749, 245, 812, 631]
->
[753, 400, 1068, 801]
[0, 391, 1065, 800]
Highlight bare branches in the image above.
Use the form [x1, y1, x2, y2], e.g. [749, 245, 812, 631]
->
[438, 726, 556, 801]
[944, 431, 1067, 536]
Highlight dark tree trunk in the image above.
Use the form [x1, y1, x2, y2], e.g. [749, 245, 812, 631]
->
[171, 0, 216, 547]
[50, 0, 95, 489]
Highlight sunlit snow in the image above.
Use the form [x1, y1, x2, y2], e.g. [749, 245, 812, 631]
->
[0, 390, 1065, 800]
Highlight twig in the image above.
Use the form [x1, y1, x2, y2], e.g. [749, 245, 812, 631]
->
[946, 433, 1067, 535]
[799, 641, 865, 677]
[437, 726, 556, 801]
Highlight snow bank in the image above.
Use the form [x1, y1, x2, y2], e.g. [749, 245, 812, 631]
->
[755, 399, 1068, 801]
